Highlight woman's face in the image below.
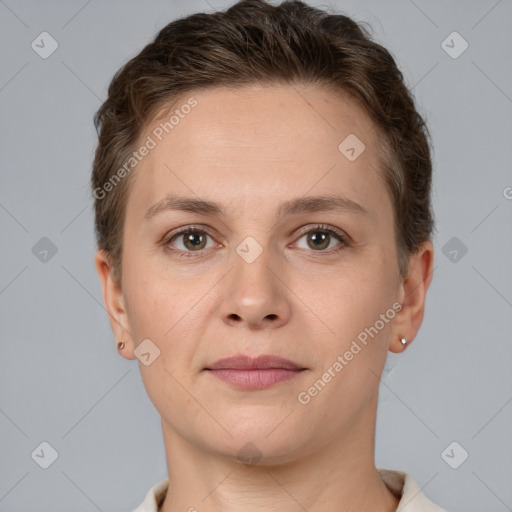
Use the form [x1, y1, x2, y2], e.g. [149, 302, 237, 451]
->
[97, 84, 432, 463]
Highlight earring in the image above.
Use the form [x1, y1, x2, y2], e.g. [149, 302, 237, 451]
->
[117, 341, 125, 350]
[400, 337, 407, 346]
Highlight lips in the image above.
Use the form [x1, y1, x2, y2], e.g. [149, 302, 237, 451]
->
[204, 355, 307, 390]
[205, 354, 305, 371]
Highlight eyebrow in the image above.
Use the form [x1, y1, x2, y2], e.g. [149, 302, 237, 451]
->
[143, 193, 370, 221]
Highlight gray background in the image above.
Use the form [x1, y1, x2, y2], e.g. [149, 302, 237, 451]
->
[1, 0, 511, 511]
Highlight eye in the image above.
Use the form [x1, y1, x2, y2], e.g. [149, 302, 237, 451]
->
[293, 224, 349, 253]
[163, 226, 217, 257]
[162, 223, 350, 259]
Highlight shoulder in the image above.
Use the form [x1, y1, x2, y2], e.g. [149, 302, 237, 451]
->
[378, 468, 448, 512]
[131, 478, 169, 512]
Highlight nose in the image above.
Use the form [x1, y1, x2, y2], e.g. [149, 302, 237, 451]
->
[220, 247, 291, 329]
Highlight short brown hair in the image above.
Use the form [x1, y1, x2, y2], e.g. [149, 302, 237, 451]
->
[91, 0, 434, 286]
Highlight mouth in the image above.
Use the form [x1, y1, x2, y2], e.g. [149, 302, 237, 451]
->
[204, 354, 307, 390]
[205, 354, 305, 371]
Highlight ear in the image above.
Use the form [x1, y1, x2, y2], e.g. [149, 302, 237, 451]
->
[389, 240, 435, 353]
[94, 249, 135, 359]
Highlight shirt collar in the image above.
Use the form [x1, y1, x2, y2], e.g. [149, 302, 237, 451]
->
[132, 469, 446, 512]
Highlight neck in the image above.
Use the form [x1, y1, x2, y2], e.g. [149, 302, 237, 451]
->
[159, 395, 399, 512]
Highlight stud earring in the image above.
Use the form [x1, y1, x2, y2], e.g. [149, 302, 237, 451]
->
[400, 337, 407, 346]
[117, 341, 125, 350]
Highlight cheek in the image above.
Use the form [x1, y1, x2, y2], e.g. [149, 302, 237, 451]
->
[315, 255, 397, 361]
[297, 270, 395, 422]
[122, 259, 210, 364]
[122, 240, 177, 332]
[122, 277, 165, 339]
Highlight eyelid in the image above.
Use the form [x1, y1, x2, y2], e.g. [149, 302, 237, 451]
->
[293, 223, 349, 243]
[161, 224, 219, 244]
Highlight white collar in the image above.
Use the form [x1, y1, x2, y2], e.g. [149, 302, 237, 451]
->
[132, 469, 447, 511]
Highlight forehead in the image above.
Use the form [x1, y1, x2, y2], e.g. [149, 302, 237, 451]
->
[146, 83, 378, 152]
[126, 83, 388, 221]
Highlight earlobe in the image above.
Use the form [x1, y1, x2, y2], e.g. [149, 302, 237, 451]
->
[389, 241, 435, 353]
[94, 250, 135, 359]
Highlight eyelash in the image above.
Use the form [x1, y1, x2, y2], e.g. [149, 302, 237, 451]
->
[161, 223, 350, 259]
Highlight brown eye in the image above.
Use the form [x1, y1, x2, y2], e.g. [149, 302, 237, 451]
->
[294, 225, 349, 253]
[166, 228, 216, 254]
[305, 231, 331, 250]
[181, 230, 207, 251]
